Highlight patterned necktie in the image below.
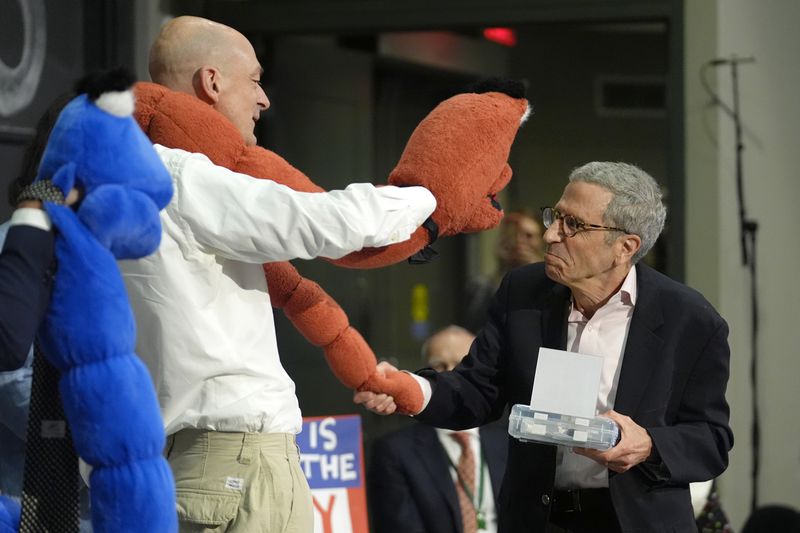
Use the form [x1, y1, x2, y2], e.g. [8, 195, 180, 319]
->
[19, 343, 80, 532]
[450, 432, 478, 533]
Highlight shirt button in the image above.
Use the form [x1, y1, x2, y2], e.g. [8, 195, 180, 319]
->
[541, 494, 551, 506]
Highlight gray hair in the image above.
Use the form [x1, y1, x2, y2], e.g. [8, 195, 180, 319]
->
[568, 162, 666, 264]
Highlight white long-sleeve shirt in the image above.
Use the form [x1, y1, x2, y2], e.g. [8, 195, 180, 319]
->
[121, 145, 436, 435]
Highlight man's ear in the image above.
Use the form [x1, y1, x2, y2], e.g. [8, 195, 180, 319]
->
[617, 233, 642, 263]
[194, 66, 221, 105]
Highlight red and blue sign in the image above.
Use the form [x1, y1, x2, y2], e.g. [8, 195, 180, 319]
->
[299, 415, 368, 533]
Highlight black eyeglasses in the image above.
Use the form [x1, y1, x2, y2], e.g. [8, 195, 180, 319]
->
[541, 207, 628, 238]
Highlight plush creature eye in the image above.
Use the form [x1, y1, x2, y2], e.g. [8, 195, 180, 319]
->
[95, 90, 135, 117]
[520, 102, 532, 124]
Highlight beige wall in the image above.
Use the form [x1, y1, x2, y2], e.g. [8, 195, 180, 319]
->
[685, 0, 800, 528]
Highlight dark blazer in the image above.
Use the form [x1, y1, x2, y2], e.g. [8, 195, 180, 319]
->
[416, 262, 733, 533]
[368, 421, 508, 533]
[0, 224, 55, 371]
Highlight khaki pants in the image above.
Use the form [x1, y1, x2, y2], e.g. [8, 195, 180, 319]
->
[165, 429, 313, 533]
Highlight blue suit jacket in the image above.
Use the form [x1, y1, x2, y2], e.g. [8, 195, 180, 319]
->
[415, 262, 733, 533]
[368, 421, 508, 533]
[0, 223, 54, 371]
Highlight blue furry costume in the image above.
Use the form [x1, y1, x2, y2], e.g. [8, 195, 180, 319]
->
[0, 73, 177, 532]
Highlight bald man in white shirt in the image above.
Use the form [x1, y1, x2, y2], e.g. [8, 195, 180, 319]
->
[123, 16, 436, 533]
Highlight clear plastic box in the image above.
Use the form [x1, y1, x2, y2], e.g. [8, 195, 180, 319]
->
[508, 404, 620, 450]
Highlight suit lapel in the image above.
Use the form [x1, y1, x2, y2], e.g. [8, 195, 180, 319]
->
[540, 283, 570, 350]
[505, 282, 569, 405]
[414, 426, 462, 531]
[614, 265, 665, 415]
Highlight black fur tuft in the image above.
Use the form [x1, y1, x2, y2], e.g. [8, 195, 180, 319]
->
[75, 67, 135, 101]
[464, 77, 526, 99]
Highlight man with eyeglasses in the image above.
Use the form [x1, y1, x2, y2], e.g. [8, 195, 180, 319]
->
[356, 161, 733, 532]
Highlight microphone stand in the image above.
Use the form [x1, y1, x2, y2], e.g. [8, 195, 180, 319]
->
[730, 60, 758, 267]
[710, 55, 759, 513]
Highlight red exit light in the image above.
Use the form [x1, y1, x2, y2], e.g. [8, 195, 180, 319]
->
[483, 27, 517, 47]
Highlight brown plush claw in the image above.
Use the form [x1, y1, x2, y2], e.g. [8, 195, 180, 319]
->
[358, 369, 424, 416]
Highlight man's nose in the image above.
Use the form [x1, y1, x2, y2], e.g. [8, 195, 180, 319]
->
[543, 222, 562, 243]
[258, 87, 270, 111]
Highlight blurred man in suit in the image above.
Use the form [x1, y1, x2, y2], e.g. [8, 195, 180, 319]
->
[463, 211, 545, 333]
[368, 326, 508, 533]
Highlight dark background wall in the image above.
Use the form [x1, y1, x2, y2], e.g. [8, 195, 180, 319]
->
[0, 0, 134, 219]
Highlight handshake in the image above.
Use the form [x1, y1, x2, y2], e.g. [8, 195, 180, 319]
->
[353, 361, 421, 416]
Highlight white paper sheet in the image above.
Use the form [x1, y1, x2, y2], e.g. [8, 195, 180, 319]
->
[529, 347, 602, 418]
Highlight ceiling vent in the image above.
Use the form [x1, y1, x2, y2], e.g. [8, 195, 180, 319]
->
[595, 75, 666, 118]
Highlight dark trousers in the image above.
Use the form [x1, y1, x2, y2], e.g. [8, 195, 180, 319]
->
[545, 488, 621, 533]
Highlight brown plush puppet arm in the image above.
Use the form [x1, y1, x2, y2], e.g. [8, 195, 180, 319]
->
[134, 80, 527, 413]
[134, 80, 530, 269]
[264, 261, 423, 414]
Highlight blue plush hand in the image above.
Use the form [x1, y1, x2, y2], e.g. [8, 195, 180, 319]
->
[40, 204, 135, 369]
[78, 185, 163, 260]
[49, 161, 77, 200]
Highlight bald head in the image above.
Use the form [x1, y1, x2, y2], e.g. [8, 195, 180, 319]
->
[422, 325, 476, 372]
[150, 17, 238, 90]
[148, 16, 269, 146]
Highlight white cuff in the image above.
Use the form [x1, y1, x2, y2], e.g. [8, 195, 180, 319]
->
[10, 208, 52, 232]
[405, 371, 433, 414]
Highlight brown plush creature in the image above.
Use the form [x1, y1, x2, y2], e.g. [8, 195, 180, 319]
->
[134, 80, 529, 413]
